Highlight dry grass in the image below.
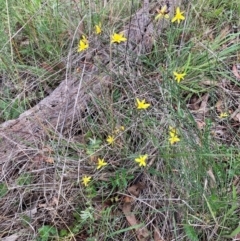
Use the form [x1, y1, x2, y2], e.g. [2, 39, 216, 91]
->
[1, 0, 240, 241]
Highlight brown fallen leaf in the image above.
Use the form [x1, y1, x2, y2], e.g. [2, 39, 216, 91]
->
[122, 200, 149, 241]
[51, 196, 59, 206]
[38, 203, 47, 208]
[207, 168, 216, 188]
[40, 62, 55, 73]
[196, 121, 206, 130]
[233, 233, 240, 240]
[154, 227, 165, 241]
[2, 233, 21, 241]
[189, 93, 209, 114]
[187, 95, 200, 110]
[230, 105, 240, 122]
[232, 65, 240, 80]
[123, 196, 134, 203]
[219, 24, 231, 40]
[128, 182, 145, 197]
[44, 157, 54, 164]
[207, 168, 216, 183]
[122, 180, 149, 241]
[234, 113, 240, 122]
[38, 196, 58, 209]
[201, 80, 218, 86]
[42, 145, 53, 155]
[33, 146, 54, 164]
[89, 155, 98, 163]
[23, 207, 38, 218]
[198, 93, 209, 113]
[215, 99, 223, 113]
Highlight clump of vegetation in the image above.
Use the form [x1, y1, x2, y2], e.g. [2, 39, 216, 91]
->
[0, 0, 240, 240]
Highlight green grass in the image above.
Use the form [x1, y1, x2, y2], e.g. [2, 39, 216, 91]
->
[0, 0, 240, 240]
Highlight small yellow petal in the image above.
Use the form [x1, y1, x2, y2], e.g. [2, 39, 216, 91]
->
[219, 112, 229, 118]
[164, 14, 170, 19]
[114, 126, 125, 134]
[95, 24, 102, 34]
[155, 5, 169, 20]
[107, 135, 114, 145]
[169, 126, 177, 134]
[77, 35, 89, 52]
[97, 158, 108, 169]
[82, 176, 91, 187]
[171, 7, 185, 24]
[173, 71, 186, 83]
[135, 154, 148, 167]
[169, 135, 180, 145]
[111, 33, 127, 44]
[136, 98, 150, 110]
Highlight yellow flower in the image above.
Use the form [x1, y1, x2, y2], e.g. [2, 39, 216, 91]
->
[114, 126, 125, 134]
[106, 135, 114, 145]
[111, 32, 127, 44]
[169, 126, 177, 135]
[171, 7, 185, 24]
[155, 5, 170, 20]
[173, 71, 186, 83]
[219, 112, 229, 118]
[136, 98, 150, 110]
[120, 126, 125, 131]
[169, 132, 180, 145]
[95, 23, 102, 34]
[97, 158, 108, 169]
[135, 154, 148, 167]
[82, 175, 91, 187]
[77, 35, 89, 52]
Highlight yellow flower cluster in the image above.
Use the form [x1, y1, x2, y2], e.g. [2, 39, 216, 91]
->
[78, 6, 185, 51]
[82, 126, 181, 186]
[155, 5, 169, 20]
[106, 126, 125, 145]
[82, 157, 108, 187]
[219, 112, 229, 118]
[77, 23, 127, 52]
[169, 126, 180, 145]
[77, 35, 89, 52]
[81, 126, 127, 187]
[156, 6, 187, 83]
[81, 5, 187, 187]
[155, 6, 185, 24]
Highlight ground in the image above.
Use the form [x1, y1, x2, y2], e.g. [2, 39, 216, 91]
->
[0, 0, 240, 240]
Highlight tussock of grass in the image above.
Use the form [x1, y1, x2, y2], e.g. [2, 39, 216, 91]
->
[0, 0, 240, 240]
